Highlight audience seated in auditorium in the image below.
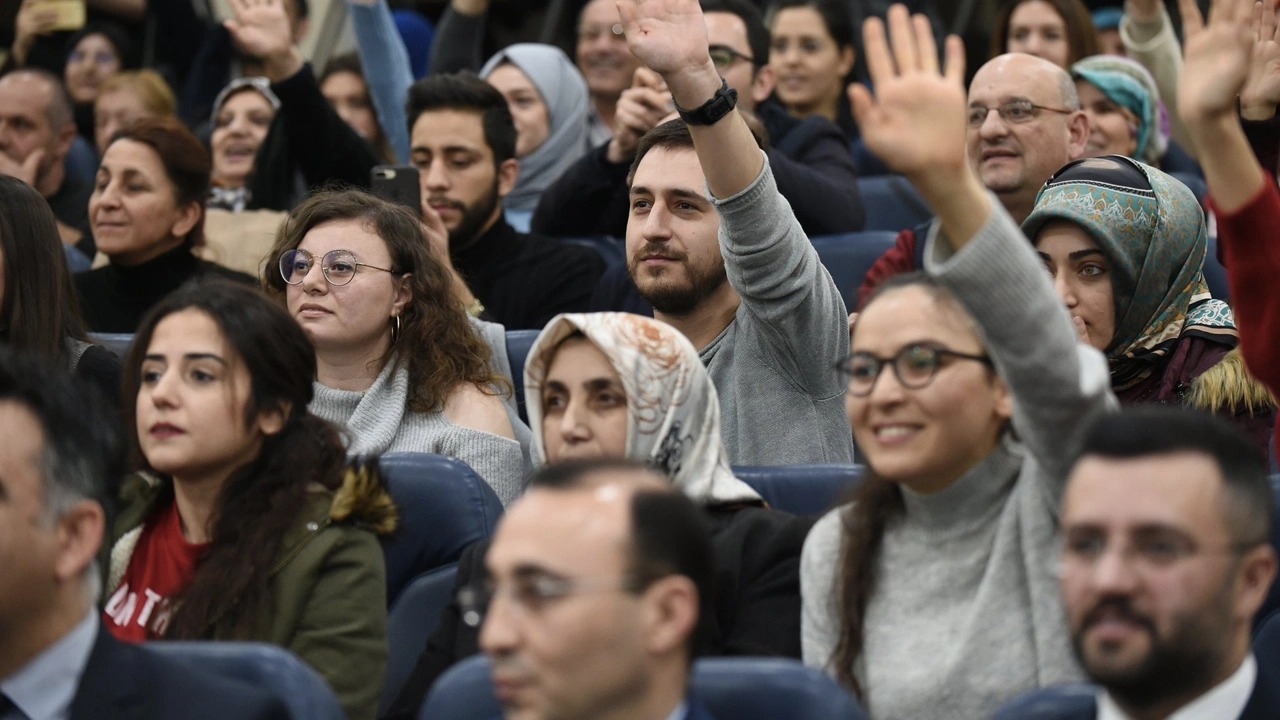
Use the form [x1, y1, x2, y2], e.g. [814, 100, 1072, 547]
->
[479, 459, 717, 720]
[382, 312, 810, 719]
[1023, 154, 1274, 452]
[801, 8, 1113, 718]
[0, 176, 119, 403]
[263, 189, 527, 505]
[0, 348, 289, 720]
[857, 51, 1089, 306]
[406, 72, 605, 330]
[1036, 406, 1279, 719]
[479, 43, 592, 231]
[103, 280, 392, 720]
[533, 0, 863, 241]
[0, 69, 94, 262]
[75, 118, 254, 333]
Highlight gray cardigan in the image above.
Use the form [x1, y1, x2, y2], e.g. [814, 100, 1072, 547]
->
[702, 154, 854, 465]
[800, 199, 1116, 720]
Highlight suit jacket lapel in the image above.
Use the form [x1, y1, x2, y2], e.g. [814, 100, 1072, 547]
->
[68, 626, 147, 720]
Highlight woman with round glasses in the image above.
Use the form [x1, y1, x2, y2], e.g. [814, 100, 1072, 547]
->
[76, 117, 254, 333]
[264, 189, 526, 505]
[1023, 155, 1274, 452]
[802, 10, 1113, 718]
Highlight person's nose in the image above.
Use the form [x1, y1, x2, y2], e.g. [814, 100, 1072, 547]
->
[478, 585, 520, 657]
[865, 360, 907, 407]
[1053, 270, 1078, 309]
[641, 202, 674, 243]
[978, 108, 1011, 140]
[299, 257, 328, 294]
[423, 157, 451, 193]
[1088, 542, 1142, 596]
[147, 369, 180, 409]
[557, 398, 592, 445]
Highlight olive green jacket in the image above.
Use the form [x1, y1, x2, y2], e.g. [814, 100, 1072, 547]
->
[104, 468, 396, 720]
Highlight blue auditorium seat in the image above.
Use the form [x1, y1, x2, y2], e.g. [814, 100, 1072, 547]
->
[506, 330, 541, 424]
[811, 232, 899, 306]
[383, 563, 460, 714]
[147, 642, 345, 720]
[733, 464, 863, 516]
[991, 683, 1098, 719]
[561, 235, 625, 270]
[855, 175, 933, 232]
[1204, 236, 1229, 302]
[420, 656, 869, 720]
[88, 332, 134, 360]
[378, 453, 503, 607]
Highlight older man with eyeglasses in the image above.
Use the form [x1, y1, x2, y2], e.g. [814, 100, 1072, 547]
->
[857, 51, 1090, 307]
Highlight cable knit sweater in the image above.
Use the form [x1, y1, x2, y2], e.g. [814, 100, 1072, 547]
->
[309, 359, 525, 506]
[801, 198, 1116, 720]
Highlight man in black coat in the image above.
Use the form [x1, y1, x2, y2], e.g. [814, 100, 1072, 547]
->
[1000, 408, 1280, 720]
[0, 350, 286, 720]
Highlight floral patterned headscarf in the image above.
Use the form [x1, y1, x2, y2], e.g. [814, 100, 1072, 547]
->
[1023, 156, 1236, 391]
[525, 312, 762, 505]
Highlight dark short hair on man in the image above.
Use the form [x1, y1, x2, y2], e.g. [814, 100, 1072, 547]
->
[701, 0, 770, 68]
[1073, 406, 1273, 546]
[528, 458, 715, 656]
[0, 347, 121, 523]
[627, 118, 766, 187]
[405, 72, 518, 166]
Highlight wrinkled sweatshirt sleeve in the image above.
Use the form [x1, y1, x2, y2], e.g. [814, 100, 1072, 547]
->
[924, 200, 1116, 498]
[348, 0, 412, 161]
[712, 152, 850, 399]
[428, 7, 484, 74]
[1120, 6, 1194, 159]
[1215, 182, 1280, 398]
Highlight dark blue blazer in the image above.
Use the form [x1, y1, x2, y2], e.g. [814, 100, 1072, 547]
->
[684, 696, 721, 720]
[996, 677, 1280, 720]
[68, 626, 288, 720]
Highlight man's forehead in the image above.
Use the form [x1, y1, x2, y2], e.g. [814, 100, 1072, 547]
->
[411, 110, 489, 151]
[488, 488, 631, 574]
[1063, 453, 1227, 532]
[631, 146, 707, 196]
[705, 11, 750, 52]
[0, 75, 53, 109]
[969, 56, 1065, 106]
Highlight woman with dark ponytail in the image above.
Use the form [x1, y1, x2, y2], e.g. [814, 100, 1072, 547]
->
[103, 279, 394, 720]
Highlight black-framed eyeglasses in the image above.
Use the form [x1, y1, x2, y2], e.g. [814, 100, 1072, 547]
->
[967, 99, 1073, 127]
[456, 574, 643, 628]
[709, 44, 754, 70]
[278, 248, 397, 287]
[835, 344, 993, 397]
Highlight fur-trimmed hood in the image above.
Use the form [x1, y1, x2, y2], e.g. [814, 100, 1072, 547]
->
[330, 458, 398, 536]
[1187, 348, 1278, 415]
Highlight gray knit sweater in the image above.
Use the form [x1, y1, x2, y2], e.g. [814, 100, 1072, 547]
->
[800, 199, 1115, 720]
[702, 155, 854, 465]
[309, 359, 526, 506]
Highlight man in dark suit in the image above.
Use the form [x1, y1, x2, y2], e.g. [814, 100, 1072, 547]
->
[1022, 407, 1279, 719]
[0, 350, 287, 720]
[475, 459, 718, 720]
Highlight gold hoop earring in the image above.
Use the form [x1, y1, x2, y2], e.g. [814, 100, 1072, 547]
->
[392, 315, 401, 343]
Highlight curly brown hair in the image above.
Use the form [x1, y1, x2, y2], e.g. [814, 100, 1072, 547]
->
[263, 188, 506, 412]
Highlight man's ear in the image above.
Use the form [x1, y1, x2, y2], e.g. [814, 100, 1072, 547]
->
[1066, 111, 1090, 161]
[1235, 545, 1278, 622]
[54, 500, 105, 585]
[54, 121, 76, 162]
[642, 575, 699, 656]
[497, 158, 520, 199]
[750, 65, 777, 106]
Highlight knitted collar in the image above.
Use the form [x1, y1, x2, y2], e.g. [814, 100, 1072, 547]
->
[310, 357, 408, 456]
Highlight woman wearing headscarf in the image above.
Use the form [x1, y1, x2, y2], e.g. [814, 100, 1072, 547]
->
[1023, 155, 1274, 452]
[480, 44, 591, 232]
[381, 312, 811, 720]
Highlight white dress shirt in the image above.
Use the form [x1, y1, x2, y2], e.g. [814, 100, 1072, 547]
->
[0, 613, 98, 720]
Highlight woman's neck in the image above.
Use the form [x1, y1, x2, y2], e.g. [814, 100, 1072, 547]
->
[316, 337, 391, 392]
[171, 476, 226, 544]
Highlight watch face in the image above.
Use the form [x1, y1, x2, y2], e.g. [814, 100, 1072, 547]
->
[677, 81, 738, 126]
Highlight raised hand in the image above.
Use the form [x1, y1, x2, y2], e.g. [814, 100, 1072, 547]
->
[13, 0, 60, 64]
[607, 68, 674, 162]
[1241, 0, 1280, 120]
[0, 147, 44, 187]
[848, 5, 967, 181]
[1177, 0, 1255, 125]
[224, 0, 302, 81]
[615, 0, 718, 109]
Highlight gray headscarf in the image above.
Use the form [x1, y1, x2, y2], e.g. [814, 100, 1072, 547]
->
[480, 44, 591, 213]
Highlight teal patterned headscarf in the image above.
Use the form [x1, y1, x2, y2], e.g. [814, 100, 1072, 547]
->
[1071, 55, 1168, 165]
[1023, 156, 1235, 391]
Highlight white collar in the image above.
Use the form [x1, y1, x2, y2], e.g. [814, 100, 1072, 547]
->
[1097, 654, 1256, 720]
[0, 613, 98, 720]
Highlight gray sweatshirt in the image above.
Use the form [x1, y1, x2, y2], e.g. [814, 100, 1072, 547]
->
[800, 199, 1116, 719]
[703, 154, 854, 465]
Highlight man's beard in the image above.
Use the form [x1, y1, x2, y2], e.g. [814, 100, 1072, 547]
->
[1072, 594, 1233, 710]
[438, 181, 501, 254]
[628, 243, 728, 316]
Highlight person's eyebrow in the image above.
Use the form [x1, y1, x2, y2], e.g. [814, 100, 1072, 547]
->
[511, 563, 567, 581]
[1068, 249, 1107, 262]
[143, 353, 227, 364]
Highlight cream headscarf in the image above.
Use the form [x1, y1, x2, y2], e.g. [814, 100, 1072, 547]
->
[525, 313, 762, 506]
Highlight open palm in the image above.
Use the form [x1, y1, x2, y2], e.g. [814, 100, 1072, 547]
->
[224, 0, 293, 61]
[616, 0, 711, 76]
[1178, 0, 1254, 122]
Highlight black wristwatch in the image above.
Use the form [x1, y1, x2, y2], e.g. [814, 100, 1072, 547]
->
[675, 77, 738, 126]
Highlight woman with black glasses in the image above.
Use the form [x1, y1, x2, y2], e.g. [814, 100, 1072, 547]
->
[801, 7, 1115, 719]
[263, 189, 526, 505]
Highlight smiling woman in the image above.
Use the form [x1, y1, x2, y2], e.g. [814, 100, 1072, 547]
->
[74, 117, 255, 332]
[766, 0, 857, 137]
[207, 78, 280, 211]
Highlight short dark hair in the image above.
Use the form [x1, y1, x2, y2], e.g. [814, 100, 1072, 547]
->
[1073, 406, 1273, 546]
[626, 118, 765, 187]
[0, 347, 120, 525]
[766, 0, 856, 50]
[528, 458, 715, 656]
[701, 0, 770, 68]
[405, 72, 518, 166]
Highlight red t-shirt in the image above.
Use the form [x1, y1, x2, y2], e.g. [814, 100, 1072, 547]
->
[103, 502, 209, 642]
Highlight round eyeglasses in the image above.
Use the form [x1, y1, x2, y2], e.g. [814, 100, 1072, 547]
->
[278, 248, 397, 287]
[836, 344, 993, 397]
